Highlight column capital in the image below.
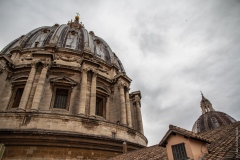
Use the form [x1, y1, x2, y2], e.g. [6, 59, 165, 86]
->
[125, 87, 130, 92]
[31, 61, 37, 68]
[117, 80, 127, 89]
[92, 68, 99, 77]
[134, 95, 141, 104]
[43, 62, 51, 69]
[81, 68, 88, 74]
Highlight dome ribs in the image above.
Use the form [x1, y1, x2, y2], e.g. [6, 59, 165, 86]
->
[21, 26, 47, 48]
[57, 26, 69, 48]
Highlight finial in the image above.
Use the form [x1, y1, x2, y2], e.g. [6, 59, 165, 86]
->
[75, 13, 80, 21]
[200, 90, 204, 98]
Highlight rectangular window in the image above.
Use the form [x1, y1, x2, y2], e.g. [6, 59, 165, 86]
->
[53, 88, 69, 109]
[12, 88, 24, 108]
[172, 143, 188, 160]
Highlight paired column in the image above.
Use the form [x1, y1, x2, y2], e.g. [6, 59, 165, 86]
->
[31, 64, 49, 110]
[89, 72, 97, 116]
[135, 95, 144, 134]
[125, 88, 132, 127]
[78, 69, 88, 115]
[119, 84, 127, 125]
[19, 63, 36, 110]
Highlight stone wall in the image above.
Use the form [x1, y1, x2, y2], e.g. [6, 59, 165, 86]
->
[3, 146, 121, 160]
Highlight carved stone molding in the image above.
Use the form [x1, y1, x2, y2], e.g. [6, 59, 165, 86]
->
[55, 53, 82, 63]
[20, 54, 33, 61]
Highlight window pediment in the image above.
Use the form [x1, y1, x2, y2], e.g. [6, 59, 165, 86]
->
[11, 75, 28, 84]
[50, 76, 77, 87]
[96, 86, 110, 96]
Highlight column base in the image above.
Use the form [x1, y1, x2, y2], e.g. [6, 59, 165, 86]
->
[89, 115, 96, 119]
[30, 109, 39, 112]
[78, 113, 86, 117]
[13, 108, 26, 112]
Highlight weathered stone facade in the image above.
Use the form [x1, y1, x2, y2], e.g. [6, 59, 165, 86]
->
[0, 15, 147, 160]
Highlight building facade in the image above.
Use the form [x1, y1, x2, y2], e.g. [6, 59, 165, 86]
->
[0, 15, 147, 160]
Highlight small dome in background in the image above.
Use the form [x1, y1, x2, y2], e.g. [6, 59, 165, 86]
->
[192, 93, 236, 133]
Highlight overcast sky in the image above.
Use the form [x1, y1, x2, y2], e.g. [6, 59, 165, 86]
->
[0, 0, 240, 146]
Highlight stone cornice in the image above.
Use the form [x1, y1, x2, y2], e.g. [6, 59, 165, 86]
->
[114, 72, 132, 84]
[0, 54, 13, 64]
[0, 111, 148, 145]
[130, 90, 142, 99]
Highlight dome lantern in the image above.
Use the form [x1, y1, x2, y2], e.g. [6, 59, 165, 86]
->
[192, 93, 236, 133]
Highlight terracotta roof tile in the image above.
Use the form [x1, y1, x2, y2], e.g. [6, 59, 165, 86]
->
[200, 121, 240, 159]
[108, 145, 167, 160]
[159, 124, 211, 146]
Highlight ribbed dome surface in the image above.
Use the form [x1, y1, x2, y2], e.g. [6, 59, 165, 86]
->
[0, 19, 125, 72]
[192, 111, 236, 133]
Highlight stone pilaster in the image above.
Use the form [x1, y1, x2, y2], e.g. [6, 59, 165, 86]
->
[89, 71, 97, 116]
[119, 82, 127, 125]
[31, 64, 49, 111]
[105, 96, 110, 120]
[18, 63, 36, 110]
[125, 88, 132, 127]
[78, 69, 88, 115]
[135, 95, 144, 134]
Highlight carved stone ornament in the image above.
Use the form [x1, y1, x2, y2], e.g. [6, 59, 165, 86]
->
[21, 54, 33, 61]
[55, 53, 82, 63]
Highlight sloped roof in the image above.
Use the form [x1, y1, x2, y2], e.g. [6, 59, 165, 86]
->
[159, 124, 211, 147]
[108, 145, 167, 160]
[109, 122, 240, 160]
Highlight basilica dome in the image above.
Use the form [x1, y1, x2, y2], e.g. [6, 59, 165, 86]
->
[0, 15, 146, 160]
[192, 93, 236, 133]
[1, 15, 125, 72]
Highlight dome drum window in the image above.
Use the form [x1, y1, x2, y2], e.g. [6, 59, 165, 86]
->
[52, 87, 71, 110]
[8, 75, 28, 109]
[10, 87, 24, 109]
[95, 85, 110, 118]
[50, 77, 77, 111]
